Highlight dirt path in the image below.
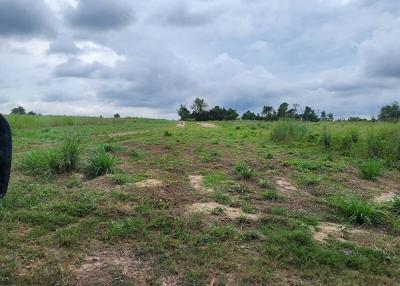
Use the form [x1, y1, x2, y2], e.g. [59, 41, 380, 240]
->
[197, 122, 217, 128]
[135, 179, 164, 188]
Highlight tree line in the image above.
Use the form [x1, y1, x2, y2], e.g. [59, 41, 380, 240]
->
[178, 98, 333, 122]
[178, 98, 400, 122]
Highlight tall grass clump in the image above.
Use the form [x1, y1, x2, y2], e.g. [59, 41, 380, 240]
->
[359, 159, 382, 181]
[271, 120, 308, 143]
[21, 136, 81, 176]
[85, 148, 116, 178]
[60, 136, 81, 171]
[234, 162, 253, 180]
[328, 194, 388, 225]
[21, 149, 63, 176]
[386, 197, 400, 216]
[319, 128, 332, 150]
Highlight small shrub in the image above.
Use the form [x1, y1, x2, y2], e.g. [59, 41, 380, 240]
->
[85, 148, 116, 178]
[102, 144, 122, 153]
[228, 184, 249, 194]
[262, 189, 281, 201]
[328, 195, 389, 225]
[164, 131, 172, 137]
[320, 128, 332, 150]
[359, 160, 382, 180]
[298, 173, 322, 187]
[258, 179, 274, 188]
[366, 132, 385, 158]
[112, 174, 128, 185]
[21, 149, 62, 176]
[234, 162, 253, 180]
[211, 206, 225, 215]
[60, 136, 81, 171]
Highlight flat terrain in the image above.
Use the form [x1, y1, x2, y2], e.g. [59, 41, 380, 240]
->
[1, 116, 400, 285]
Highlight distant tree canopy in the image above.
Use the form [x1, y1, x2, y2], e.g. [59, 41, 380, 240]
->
[113, 113, 121, 118]
[379, 102, 400, 122]
[177, 98, 239, 121]
[10, 106, 26, 115]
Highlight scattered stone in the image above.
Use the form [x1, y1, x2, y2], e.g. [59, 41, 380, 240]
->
[135, 179, 164, 188]
[187, 202, 258, 220]
[189, 175, 213, 193]
[373, 191, 397, 203]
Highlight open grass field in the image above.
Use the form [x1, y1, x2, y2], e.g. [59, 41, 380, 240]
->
[1, 115, 400, 285]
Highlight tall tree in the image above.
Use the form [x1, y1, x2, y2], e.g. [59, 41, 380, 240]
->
[277, 102, 289, 119]
[10, 106, 26, 115]
[177, 105, 191, 120]
[261, 105, 276, 121]
[302, 106, 319, 122]
[378, 102, 400, 121]
[191, 98, 209, 121]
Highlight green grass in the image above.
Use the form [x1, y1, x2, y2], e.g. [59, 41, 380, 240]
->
[84, 147, 117, 178]
[234, 162, 253, 180]
[359, 159, 383, 180]
[328, 195, 389, 225]
[2, 116, 400, 285]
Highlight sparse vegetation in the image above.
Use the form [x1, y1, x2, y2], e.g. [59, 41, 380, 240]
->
[3, 115, 400, 285]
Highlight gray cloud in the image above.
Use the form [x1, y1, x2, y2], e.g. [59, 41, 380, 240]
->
[157, 1, 219, 27]
[47, 35, 81, 55]
[53, 59, 106, 78]
[65, 0, 135, 31]
[0, 0, 55, 38]
[1, 0, 400, 118]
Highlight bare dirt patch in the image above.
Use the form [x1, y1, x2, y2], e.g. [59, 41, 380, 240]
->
[75, 250, 150, 286]
[313, 222, 368, 243]
[189, 175, 213, 193]
[275, 178, 298, 193]
[135, 179, 164, 188]
[373, 191, 397, 203]
[177, 121, 186, 128]
[187, 202, 258, 220]
[84, 175, 117, 192]
[197, 122, 217, 128]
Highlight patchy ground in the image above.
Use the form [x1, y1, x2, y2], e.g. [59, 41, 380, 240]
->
[1, 118, 400, 285]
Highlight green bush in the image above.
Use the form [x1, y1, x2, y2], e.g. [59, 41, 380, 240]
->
[60, 136, 81, 171]
[234, 162, 253, 180]
[85, 148, 116, 178]
[21, 136, 81, 176]
[328, 195, 388, 225]
[320, 128, 332, 149]
[271, 120, 308, 143]
[262, 189, 282, 201]
[21, 149, 63, 176]
[359, 160, 382, 180]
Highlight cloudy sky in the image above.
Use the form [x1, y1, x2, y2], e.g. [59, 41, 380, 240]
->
[0, 0, 399, 119]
